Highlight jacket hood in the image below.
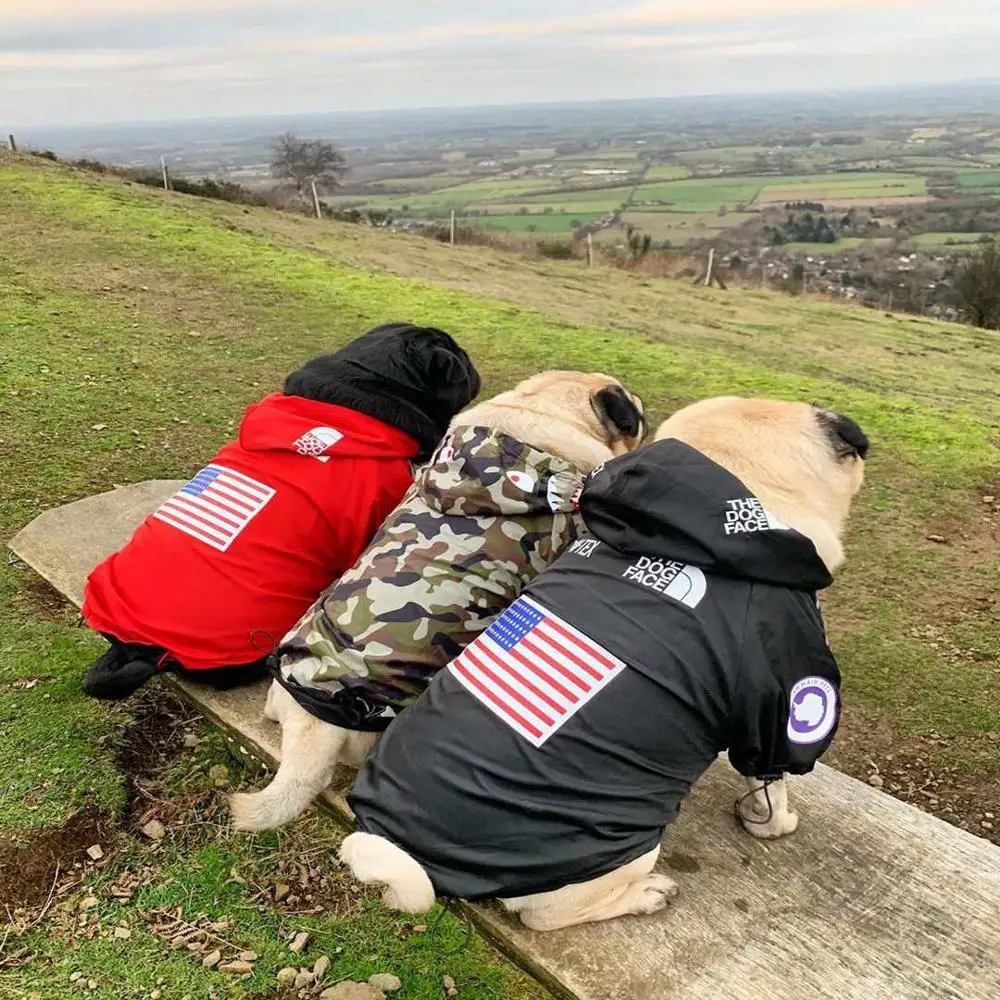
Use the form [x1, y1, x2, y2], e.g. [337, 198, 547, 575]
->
[578, 438, 833, 591]
[282, 323, 481, 462]
[238, 393, 419, 460]
[417, 425, 583, 518]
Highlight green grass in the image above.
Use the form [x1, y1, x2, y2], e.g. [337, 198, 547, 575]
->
[1, 153, 999, 991]
[641, 165, 691, 182]
[782, 238, 866, 252]
[615, 210, 752, 244]
[911, 232, 993, 248]
[632, 177, 763, 212]
[464, 212, 599, 233]
[954, 168, 1000, 191]
[631, 172, 926, 214]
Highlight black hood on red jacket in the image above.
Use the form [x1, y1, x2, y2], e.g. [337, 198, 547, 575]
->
[578, 438, 833, 592]
[283, 323, 481, 462]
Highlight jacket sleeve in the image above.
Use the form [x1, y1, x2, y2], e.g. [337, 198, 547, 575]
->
[727, 589, 841, 780]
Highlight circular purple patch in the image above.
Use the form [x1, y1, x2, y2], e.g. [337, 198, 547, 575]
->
[787, 677, 838, 745]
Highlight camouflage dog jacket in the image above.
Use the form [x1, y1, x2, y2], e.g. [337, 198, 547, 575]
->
[275, 425, 584, 729]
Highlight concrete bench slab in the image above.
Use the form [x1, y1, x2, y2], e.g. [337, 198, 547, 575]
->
[9, 483, 1000, 1000]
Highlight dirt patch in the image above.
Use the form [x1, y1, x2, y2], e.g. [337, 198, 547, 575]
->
[0, 804, 111, 907]
[114, 688, 192, 830]
[828, 708, 999, 847]
[11, 573, 79, 625]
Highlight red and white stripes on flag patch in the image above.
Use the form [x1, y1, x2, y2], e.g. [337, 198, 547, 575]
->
[152, 464, 275, 552]
[449, 595, 626, 747]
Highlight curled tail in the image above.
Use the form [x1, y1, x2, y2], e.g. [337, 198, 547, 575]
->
[340, 832, 436, 913]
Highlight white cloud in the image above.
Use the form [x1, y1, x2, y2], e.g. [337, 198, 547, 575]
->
[0, 0, 998, 125]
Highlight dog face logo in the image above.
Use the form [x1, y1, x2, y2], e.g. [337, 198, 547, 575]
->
[621, 557, 707, 609]
[294, 426, 343, 463]
[787, 676, 838, 745]
[723, 497, 788, 536]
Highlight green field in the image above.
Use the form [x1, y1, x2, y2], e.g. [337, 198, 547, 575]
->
[954, 169, 1000, 191]
[642, 165, 691, 182]
[911, 232, 993, 248]
[466, 212, 598, 233]
[632, 177, 764, 212]
[616, 210, 751, 244]
[1, 154, 999, 996]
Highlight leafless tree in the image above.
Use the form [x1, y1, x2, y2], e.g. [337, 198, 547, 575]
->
[954, 239, 1000, 330]
[270, 133, 346, 196]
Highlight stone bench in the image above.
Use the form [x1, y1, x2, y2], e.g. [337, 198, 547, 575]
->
[9, 483, 1000, 1000]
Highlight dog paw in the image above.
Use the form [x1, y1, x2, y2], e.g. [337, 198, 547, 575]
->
[632, 874, 679, 914]
[741, 809, 800, 840]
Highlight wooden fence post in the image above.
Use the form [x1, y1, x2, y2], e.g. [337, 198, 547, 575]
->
[7, 134, 16, 153]
[704, 247, 715, 287]
[310, 180, 322, 219]
[449, 210, 456, 246]
[160, 155, 170, 191]
[587, 231, 594, 268]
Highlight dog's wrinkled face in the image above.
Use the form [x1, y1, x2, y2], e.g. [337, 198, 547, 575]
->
[655, 396, 868, 525]
[509, 370, 647, 455]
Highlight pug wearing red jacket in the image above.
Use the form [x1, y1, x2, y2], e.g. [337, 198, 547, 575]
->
[81, 322, 481, 700]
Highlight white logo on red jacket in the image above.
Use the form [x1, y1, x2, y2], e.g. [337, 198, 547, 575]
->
[294, 426, 343, 463]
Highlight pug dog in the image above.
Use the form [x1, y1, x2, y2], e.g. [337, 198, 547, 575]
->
[338, 397, 867, 930]
[228, 371, 646, 832]
[81, 323, 480, 700]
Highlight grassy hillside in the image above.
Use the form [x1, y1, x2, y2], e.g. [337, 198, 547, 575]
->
[1, 152, 999, 996]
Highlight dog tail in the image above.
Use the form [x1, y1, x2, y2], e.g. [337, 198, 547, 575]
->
[340, 832, 436, 913]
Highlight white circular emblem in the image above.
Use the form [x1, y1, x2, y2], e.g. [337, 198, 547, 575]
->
[506, 470, 536, 492]
[787, 676, 838, 745]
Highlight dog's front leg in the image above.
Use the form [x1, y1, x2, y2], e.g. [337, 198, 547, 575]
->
[737, 775, 799, 840]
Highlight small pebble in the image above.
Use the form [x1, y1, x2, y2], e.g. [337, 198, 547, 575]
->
[86, 845, 105, 861]
[182, 733, 200, 748]
[313, 955, 331, 980]
[151, 992, 162, 1000]
[274, 883, 291, 902]
[141, 819, 166, 841]
[113, 926, 131, 939]
[867, 774, 884, 789]
[88, 981, 98, 991]
[289, 930, 311, 953]
[202, 949, 222, 969]
[70, 972, 83, 982]
[239, 950, 258, 962]
[294, 972, 314, 988]
[276, 967, 297, 983]
[926, 534, 946, 544]
[369, 972, 402, 992]
[319, 984, 382, 1000]
[209, 764, 229, 788]
[219, 960, 254, 975]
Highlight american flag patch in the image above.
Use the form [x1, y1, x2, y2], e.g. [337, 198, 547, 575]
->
[450, 596, 626, 747]
[152, 464, 275, 552]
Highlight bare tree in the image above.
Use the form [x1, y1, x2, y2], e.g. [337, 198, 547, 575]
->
[270, 133, 346, 196]
[954, 239, 1000, 330]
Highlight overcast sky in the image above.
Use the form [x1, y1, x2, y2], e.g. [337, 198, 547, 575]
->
[2, 0, 999, 127]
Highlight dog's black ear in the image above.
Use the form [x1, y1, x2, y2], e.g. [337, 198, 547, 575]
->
[816, 408, 869, 460]
[592, 385, 644, 441]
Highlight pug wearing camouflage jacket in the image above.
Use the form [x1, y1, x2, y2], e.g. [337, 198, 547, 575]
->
[229, 371, 646, 831]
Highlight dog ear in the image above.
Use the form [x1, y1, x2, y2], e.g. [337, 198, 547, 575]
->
[591, 385, 644, 441]
[816, 408, 869, 460]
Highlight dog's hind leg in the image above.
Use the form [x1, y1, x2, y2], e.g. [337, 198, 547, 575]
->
[502, 847, 677, 932]
[229, 684, 348, 832]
